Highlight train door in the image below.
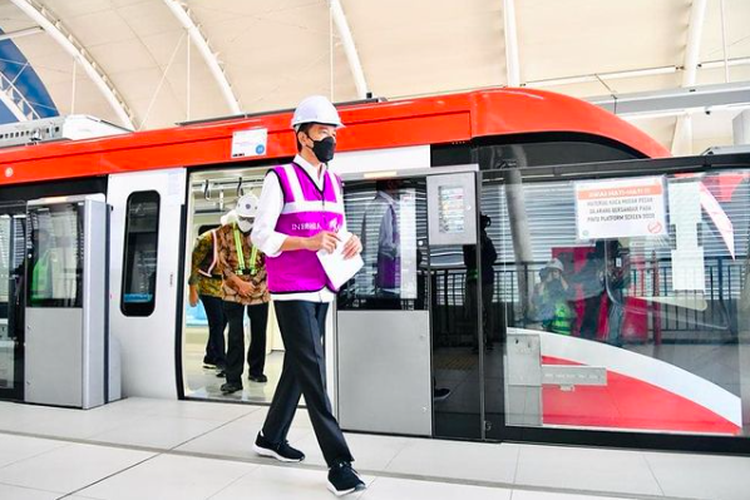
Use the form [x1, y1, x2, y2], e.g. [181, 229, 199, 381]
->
[0, 203, 26, 401]
[336, 165, 483, 438]
[109, 169, 186, 399]
[182, 169, 275, 404]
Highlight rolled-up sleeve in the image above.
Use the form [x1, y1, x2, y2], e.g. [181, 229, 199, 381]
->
[251, 172, 287, 258]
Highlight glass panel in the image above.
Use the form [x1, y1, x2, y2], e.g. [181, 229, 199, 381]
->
[338, 179, 427, 311]
[121, 191, 160, 317]
[484, 168, 750, 438]
[27, 203, 83, 308]
[431, 237, 484, 439]
[429, 184, 485, 440]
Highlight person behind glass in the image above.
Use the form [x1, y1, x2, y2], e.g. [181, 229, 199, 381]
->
[250, 95, 366, 496]
[605, 241, 630, 347]
[216, 194, 270, 394]
[463, 213, 498, 351]
[574, 241, 606, 340]
[188, 219, 230, 374]
[531, 258, 575, 335]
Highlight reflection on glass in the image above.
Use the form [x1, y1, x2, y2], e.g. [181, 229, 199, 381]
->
[27, 204, 82, 308]
[482, 170, 750, 438]
[463, 213, 497, 348]
[339, 179, 425, 310]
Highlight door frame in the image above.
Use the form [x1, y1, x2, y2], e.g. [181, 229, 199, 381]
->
[0, 202, 26, 401]
[338, 164, 482, 438]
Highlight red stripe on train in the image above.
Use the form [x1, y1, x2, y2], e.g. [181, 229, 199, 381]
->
[541, 356, 741, 435]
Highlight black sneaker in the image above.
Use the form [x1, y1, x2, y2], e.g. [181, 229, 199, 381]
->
[203, 361, 217, 369]
[327, 461, 365, 496]
[220, 382, 242, 394]
[216, 370, 226, 378]
[252, 432, 305, 463]
[248, 373, 268, 383]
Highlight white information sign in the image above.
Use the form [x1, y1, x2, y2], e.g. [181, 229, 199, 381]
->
[231, 128, 268, 158]
[575, 176, 667, 240]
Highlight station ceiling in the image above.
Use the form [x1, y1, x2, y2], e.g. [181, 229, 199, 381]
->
[0, 0, 747, 154]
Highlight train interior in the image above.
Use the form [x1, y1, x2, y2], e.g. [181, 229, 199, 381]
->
[184, 168, 280, 404]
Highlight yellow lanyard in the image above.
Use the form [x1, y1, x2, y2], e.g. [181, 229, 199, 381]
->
[233, 224, 257, 275]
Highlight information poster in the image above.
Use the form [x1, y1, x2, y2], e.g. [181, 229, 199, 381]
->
[575, 176, 667, 240]
[231, 128, 267, 158]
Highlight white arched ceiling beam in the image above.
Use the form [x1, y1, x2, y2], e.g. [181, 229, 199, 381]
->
[9, 0, 135, 129]
[672, 0, 707, 156]
[163, 0, 241, 115]
[329, 0, 368, 99]
[503, 0, 520, 87]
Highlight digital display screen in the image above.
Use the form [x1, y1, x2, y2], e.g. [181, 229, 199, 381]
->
[438, 185, 465, 234]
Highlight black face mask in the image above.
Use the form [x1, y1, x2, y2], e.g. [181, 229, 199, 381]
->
[307, 135, 336, 163]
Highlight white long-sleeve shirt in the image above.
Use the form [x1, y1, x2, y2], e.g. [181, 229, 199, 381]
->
[251, 154, 343, 303]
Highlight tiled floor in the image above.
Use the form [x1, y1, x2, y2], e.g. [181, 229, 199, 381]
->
[0, 398, 747, 499]
[184, 330, 284, 405]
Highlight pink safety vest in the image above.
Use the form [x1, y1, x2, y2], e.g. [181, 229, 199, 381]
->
[265, 162, 345, 294]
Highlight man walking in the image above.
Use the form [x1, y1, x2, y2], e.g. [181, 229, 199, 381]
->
[251, 95, 365, 496]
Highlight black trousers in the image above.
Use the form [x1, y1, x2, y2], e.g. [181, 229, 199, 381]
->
[223, 301, 269, 385]
[262, 301, 353, 467]
[200, 294, 227, 367]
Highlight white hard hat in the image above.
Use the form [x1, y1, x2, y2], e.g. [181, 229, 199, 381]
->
[291, 95, 344, 129]
[220, 209, 238, 226]
[236, 194, 259, 218]
[545, 258, 564, 272]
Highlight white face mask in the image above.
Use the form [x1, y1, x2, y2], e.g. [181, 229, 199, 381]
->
[237, 219, 252, 233]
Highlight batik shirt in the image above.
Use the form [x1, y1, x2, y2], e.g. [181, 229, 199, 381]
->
[216, 223, 270, 305]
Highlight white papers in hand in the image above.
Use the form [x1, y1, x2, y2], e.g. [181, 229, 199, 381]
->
[316, 231, 364, 289]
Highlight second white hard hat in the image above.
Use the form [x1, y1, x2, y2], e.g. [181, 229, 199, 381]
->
[291, 95, 344, 129]
[236, 194, 259, 218]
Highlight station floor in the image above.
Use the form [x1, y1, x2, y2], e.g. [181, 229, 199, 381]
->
[0, 398, 748, 499]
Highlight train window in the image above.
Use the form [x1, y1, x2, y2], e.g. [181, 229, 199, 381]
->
[121, 191, 160, 317]
[475, 140, 638, 169]
[27, 203, 84, 308]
